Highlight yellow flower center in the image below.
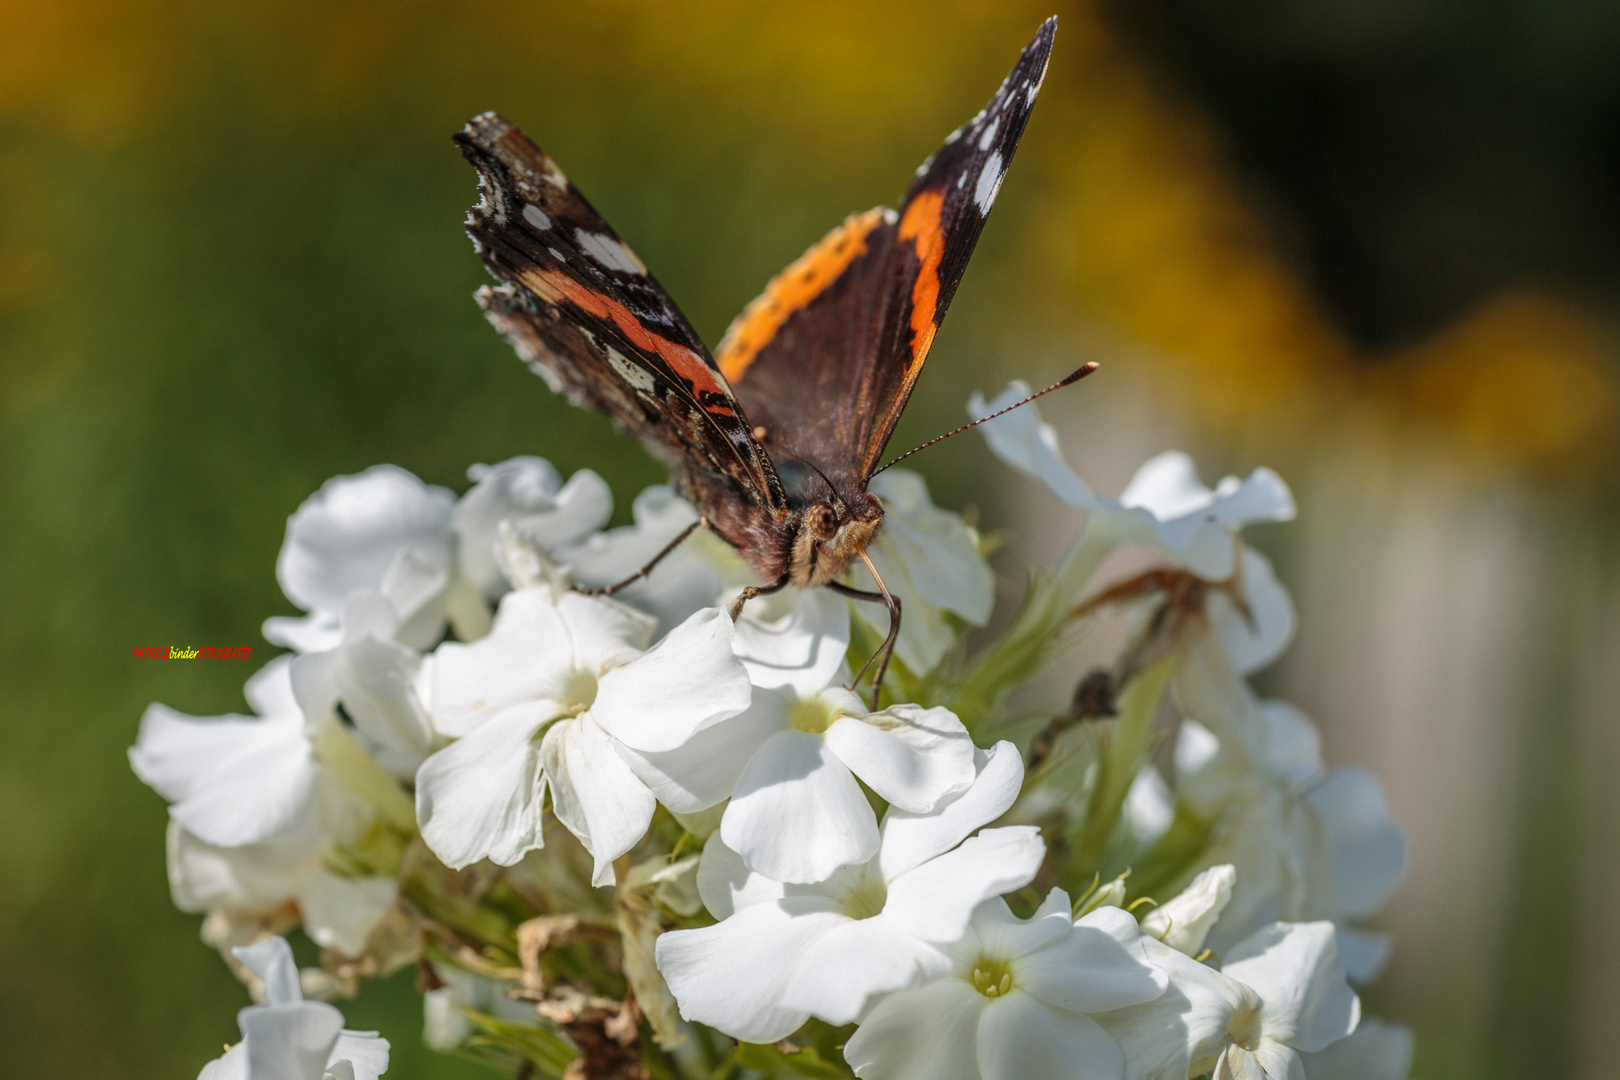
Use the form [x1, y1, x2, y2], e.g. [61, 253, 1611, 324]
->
[839, 877, 888, 920]
[790, 696, 840, 735]
[970, 959, 1014, 998]
[560, 668, 599, 713]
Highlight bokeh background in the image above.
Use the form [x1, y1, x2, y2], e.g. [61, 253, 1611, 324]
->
[3, 1, 1617, 1076]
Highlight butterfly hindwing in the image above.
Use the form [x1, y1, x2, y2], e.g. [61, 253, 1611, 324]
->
[716, 18, 1057, 481]
[457, 113, 786, 515]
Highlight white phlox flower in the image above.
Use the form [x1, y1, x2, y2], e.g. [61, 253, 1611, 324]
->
[554, 485, 750, 635]
[608, 587, 849, 840]
[414, 588, 752, 885]
[1140, 864, 1235, 956]
[452, 456, 612, 602]
[1173, 700, 1408, 978]
[622, 585, 977, 884]
[970, 384, 1296, 673]
[655, 743, 1042, 1041]
[266, 459, 609, 652]
[197, 937, 389, 1080]
[167, 794, 398, 959]
[845, 470, 994, 676]
[290, 591, 437, 779]
[842, 895, 1168, 1080]
[265, 465, 459, 652]
[1095, 920, 1359, 1080]
[1300, 1015, 1414, 1080]
[131, 656, 321, 848]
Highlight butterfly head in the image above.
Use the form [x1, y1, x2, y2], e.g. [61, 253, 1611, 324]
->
[791, 489, 883, 588]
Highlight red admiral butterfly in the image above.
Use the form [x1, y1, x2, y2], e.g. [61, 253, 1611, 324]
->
[458, 18, 1079, 700]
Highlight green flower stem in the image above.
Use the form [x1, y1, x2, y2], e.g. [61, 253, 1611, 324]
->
[311, 719, 418, 835]
[1065, 658, 1173, 890]
[943, 523, 1114, 730]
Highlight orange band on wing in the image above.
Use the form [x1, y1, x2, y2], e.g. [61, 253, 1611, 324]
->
[717, 208, 889, 384]
[521, 267, 734, 405]
[897, 190, 946, 371]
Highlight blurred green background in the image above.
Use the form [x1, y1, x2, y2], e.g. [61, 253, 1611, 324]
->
[2, 1, 1617, 1076]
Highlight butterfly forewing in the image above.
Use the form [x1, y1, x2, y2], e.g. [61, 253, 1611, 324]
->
[715, 18, 1057, 481]
[457, 113, 786, 515]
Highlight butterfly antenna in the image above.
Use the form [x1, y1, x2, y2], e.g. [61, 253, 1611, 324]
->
[868, 363, 1099, 477]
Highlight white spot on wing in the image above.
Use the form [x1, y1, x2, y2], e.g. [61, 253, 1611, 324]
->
[978, 117, 1000, 151]
[522, 204, 552, 230]
[606, 346, 656, 391]
[541, 161, 569, 189]
[882, 208, 899, 225]
[973, 150, 1004, 213]
[576, 230, 648, 275]
[548, 247, 567, 262]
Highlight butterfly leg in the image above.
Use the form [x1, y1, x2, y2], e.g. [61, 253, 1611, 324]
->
[827, 552, 903, 709]
[569, 517, 706, 597]
[727, 575, 789, 621]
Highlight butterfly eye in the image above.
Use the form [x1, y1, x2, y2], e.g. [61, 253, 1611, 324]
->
[807, 503, 839, 542]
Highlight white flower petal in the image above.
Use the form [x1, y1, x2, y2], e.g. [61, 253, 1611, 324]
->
[1222, 922, 1359, 1053]
[414, 703, 550, 869]
[721, 729, 880, 883]
[977, 993, 1124, 1080]
[1010, 920, 1166, 1014]
[295, 869, 397, 958]
[263, 612, 344, 653]
[1091, 936, 1247, 1080]
[867, 470, 994, 624]
[166, 820, 314, 915]
[1257, 701, 1323, 787]
[694, 832, 784, 919]
[233, 937, 303, 1005]
[197, 1043, 246, 1080]
[428, 590, 576, 735]
[276, 465, 455, 618]
[380, 547, 452, 648]
[1249, 1042, 1305, 1080]
[969, 382, 1099, 510]
[454, 458, 612, 594]
[132, 701, 318, 849]
[827, 706, 976, 814]
[1300, 1016, 1413, 1080]
[328, 1031, 390, 1080]
[245, 657, 302, 717]
[883, 826, 1045, 942]
[615, 691, 786, 814]
[655, 899, 843, 1043]
[591, 607, 752, 752]
[780, 916, 948, 1025]
[1140, 865, 1235, 957]
[1209, 548, 1295, 675]
[1305, 768, 1408, 921]
[733, 587, 850, 697]
[879, 741, 1024, 880]
[239, 1001, 345, 1080]
[558, 486, 741, 634]
[541, 716, 657, 887]
[555, 591, 656, 667]
[1334, 926, 1394, 987]
[843, 976, 986, 1080]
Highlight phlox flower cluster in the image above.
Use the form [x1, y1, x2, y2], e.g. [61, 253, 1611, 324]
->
[133, 394, 1413, 1080]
